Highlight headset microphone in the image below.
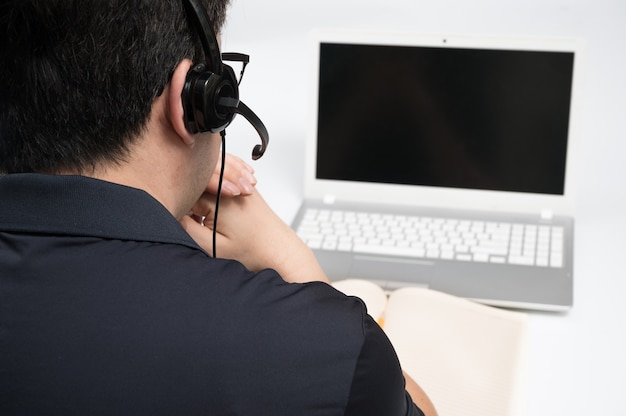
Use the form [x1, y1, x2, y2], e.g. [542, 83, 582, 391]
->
[232, 101, 269, 160]
[214, 96, 268, 160]
[181, 0, 269, 160]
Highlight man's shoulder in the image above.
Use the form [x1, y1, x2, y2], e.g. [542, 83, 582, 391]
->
[131, 251, 369, 341]
[207, 266, 369, 336]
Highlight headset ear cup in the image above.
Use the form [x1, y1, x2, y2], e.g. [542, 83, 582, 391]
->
[182, 64, 203, 134]
[209, 65, 239, 130]
[181, 63, 240, 135]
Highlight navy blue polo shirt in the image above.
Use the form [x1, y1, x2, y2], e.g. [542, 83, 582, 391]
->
[0, 173, 423, 416]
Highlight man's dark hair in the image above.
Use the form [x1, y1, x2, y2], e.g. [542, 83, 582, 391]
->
[0, 0, 230, 174]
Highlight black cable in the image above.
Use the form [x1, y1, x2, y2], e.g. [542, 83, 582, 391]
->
[212, 130, 227, 258]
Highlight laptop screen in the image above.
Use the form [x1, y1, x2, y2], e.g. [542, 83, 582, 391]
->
[316, 42, 575, 196]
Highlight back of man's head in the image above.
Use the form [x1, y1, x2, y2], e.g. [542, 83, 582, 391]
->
[0, 0, 230, 175]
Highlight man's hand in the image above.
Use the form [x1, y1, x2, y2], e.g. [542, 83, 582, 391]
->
[207, 153, 257, 197]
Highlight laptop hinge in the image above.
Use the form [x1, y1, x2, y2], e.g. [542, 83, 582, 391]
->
[540, 209, 554, 220]
[322, 194, 336, 205]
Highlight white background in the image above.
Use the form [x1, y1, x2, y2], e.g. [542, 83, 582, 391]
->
[220, 1, 626, 414]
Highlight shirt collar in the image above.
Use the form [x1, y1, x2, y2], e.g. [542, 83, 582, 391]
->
[0, 173, 205, 252]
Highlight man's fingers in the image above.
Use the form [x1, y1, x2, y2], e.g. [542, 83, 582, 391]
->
[189, 192, 217, 219]
[207, 153, 257, 196]
[180, 215, 215, 253]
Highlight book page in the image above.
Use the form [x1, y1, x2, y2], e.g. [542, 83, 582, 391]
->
[384, 287, 528, 416]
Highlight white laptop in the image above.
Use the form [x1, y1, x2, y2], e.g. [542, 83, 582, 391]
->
[292, 29, 584, 311]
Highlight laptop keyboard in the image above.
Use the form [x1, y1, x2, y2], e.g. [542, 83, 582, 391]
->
[296, 208, 564, 268]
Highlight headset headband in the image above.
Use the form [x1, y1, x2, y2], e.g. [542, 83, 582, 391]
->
[182, 0, 223, 75]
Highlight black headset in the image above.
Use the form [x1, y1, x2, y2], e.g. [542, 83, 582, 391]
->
[181, 0, 269, 160]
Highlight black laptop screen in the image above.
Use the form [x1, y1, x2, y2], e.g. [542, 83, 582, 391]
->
[316, 42, 574, 195]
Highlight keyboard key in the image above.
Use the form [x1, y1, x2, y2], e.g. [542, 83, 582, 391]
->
[473, 253, 489, 262]
[551, 253, 564, 268]
[509, 255, 535, 266]
[352, 244, 421, 258]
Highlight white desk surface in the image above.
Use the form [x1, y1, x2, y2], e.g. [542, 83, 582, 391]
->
[222, 1, 626, 414]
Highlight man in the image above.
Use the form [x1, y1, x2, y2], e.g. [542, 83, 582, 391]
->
[0, 1, 437, 415]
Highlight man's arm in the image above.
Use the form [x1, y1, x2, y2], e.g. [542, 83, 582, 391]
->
[344, 314, 437, 416]
[180, 188, 329, 284]
[183, 164, 436, 414]
[404, 371, 438, 416]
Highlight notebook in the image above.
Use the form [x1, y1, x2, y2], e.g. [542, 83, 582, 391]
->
[291, 29, 585, 311]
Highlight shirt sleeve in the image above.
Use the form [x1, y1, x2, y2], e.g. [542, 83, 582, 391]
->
[343, 311, 425, 416]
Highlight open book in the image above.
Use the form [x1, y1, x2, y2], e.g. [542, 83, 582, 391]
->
[332, 279, 529, 416]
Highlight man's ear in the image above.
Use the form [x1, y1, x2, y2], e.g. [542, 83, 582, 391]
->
[167, 59, 195, 145]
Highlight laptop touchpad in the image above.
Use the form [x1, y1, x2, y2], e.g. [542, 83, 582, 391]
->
[349, 255, 433, 287]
